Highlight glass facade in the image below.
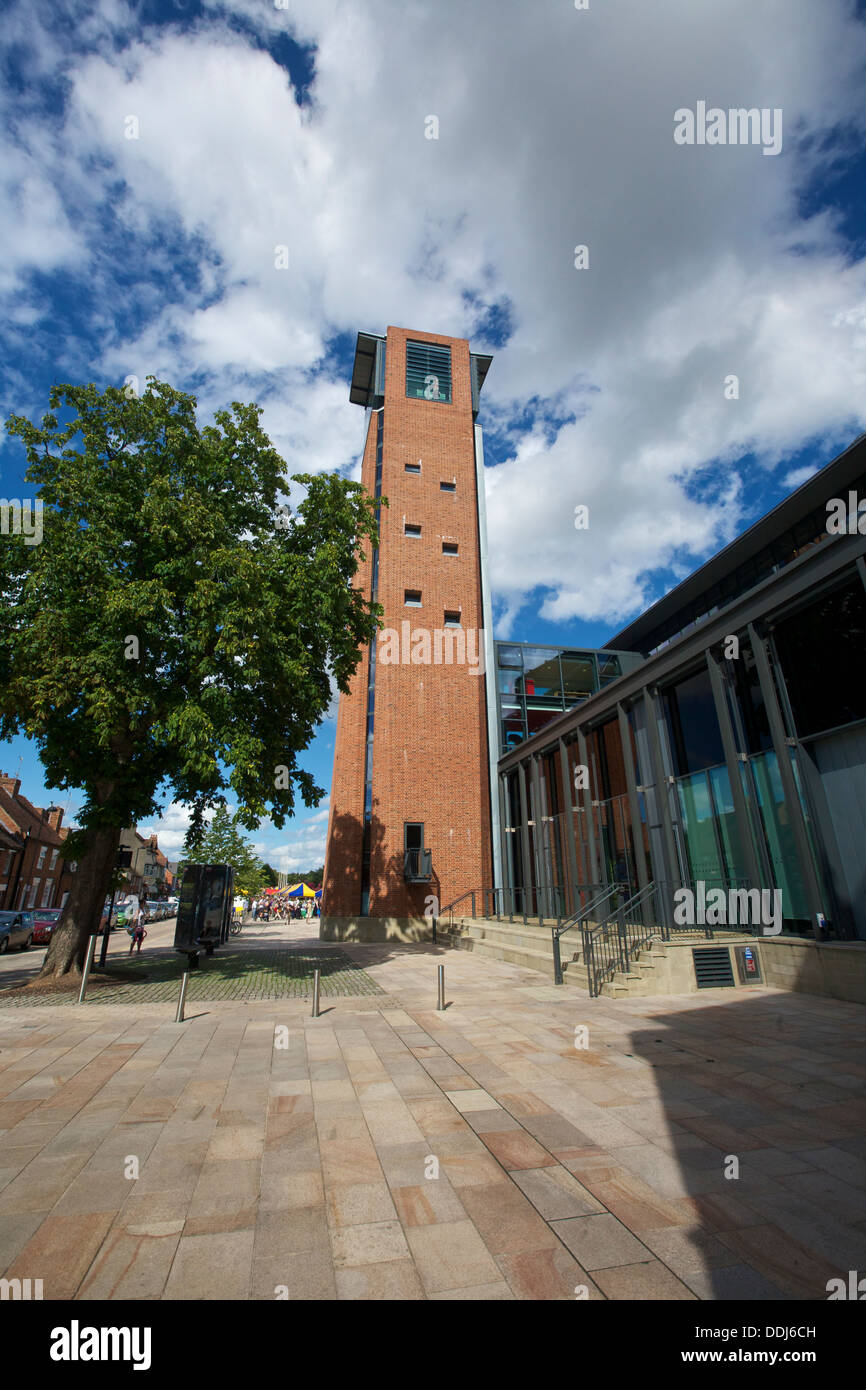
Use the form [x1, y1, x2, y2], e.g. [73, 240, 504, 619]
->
[499, 617, 847, 933]
[494, 641, 639, 755]
[495, 438, 866, 944]
[771, 577, 866, 738]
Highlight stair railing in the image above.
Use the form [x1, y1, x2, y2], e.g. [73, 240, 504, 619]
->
[550, 882, 628, 985]
[583, 882, 660, 997]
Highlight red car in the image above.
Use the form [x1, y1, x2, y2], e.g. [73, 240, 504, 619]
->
[31, 908, 63, 945]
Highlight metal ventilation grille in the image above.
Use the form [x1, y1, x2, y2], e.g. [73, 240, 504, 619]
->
[693, 947, 735, 989]
[406, 340, 452, 403]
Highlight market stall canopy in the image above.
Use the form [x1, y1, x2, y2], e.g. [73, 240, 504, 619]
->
[287, 883, 316, 897]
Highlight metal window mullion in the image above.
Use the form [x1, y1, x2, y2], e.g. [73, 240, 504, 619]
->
[747, 623, 825, 923]
[617, 702, 650, 893]
[529, 756, 550, 921]
[498, 775, 512, 915]
[517, 761, 532, 920]
[558, 737, 581, 917]
[705, 647, 763, 892]
[577, 728, 600, 886]
[642, 685, 682, 897]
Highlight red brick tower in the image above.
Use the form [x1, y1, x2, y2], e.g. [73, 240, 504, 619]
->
[321, 327, 495, 938]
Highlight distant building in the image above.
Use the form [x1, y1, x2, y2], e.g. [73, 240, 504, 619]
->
[0, 774, 76, 910]
[117, 828, 170, 900]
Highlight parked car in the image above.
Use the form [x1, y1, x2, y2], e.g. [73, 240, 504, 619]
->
[0, 910, 34, 953]
[114, 901, 132, 930]
[31, 908, 63, 945]
[145, 900, 162, 922]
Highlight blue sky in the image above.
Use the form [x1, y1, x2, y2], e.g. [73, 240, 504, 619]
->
[2, 0, 866, 868]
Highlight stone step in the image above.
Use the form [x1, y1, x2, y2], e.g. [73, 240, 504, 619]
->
[455, 937, 562, 979]
[455, 923, 550, 949]
[451, 923, 590, 988]
[455, 916, 563, 939]
[612, 970, 649, 991]
[447, 915, 679, 1000]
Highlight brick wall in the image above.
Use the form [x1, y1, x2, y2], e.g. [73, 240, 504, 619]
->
[323, 326, 492, 920]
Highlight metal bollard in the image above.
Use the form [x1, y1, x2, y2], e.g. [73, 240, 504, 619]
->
[312, 968, 320, 1018]
[437, 963, 445, 1011]
[175, 971, 190, 1023]
[77, 934, 98, 1005]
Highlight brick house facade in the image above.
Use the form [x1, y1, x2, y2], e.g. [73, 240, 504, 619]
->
[0, 773, 76, 910]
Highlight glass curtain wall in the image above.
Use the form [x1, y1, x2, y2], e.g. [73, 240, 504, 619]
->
[663, 657, 817, 928]
[495, 644, 624, 755]
[497, 636, 822, 928]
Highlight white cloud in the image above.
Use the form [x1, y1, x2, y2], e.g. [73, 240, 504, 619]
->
[783, 463, 821, 490]
[3, 0, 866, 630]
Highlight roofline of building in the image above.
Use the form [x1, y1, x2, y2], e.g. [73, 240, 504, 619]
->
[0, 787, 64, 844]
[499, 525, 866, 769]
[607, 429, 866, 652]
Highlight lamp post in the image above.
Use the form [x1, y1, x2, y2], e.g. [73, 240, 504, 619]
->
[98, 846, 132, 969]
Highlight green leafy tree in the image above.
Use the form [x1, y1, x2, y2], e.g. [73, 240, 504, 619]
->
[261, 863, 279, 888]
[0, 379, 381, 978]
[179, 803, 267, 896]
[296, 865, 324, 887]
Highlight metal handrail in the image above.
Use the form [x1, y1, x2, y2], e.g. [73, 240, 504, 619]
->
[551, 882, 628, 984]
[439, 886, 521, 929]
[439, 888, 494, 934]
[656, 878, 756, 939]
[553, 883, 628, 941]
[582, 881, 660, 997]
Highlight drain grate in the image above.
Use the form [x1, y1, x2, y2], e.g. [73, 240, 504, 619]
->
[692, 946, 735, 989]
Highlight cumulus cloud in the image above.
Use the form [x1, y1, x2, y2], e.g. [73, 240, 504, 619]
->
[2, 0, 866, 635]
[140, 795, 331, 869]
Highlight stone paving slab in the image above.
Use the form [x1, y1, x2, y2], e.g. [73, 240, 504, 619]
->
[0, 921, 864, 1299]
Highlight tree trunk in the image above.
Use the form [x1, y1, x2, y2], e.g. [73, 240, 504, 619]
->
[36, 825, 121, 979]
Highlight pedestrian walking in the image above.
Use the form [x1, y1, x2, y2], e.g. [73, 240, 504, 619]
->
[129, 923, 147, 954]
[128, 900, 147, 955]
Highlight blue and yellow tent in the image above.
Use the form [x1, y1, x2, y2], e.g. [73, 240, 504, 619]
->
[287, 883, 317, 898]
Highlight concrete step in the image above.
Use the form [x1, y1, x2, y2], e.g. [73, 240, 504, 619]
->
[462, 923, 557, 951]
[455, 936, 560, 979]
[610, 970, 650, 995]
[450, 917, 589, 987]
[447, 915, 678, 1000]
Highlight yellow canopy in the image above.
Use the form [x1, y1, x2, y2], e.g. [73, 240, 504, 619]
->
[287, 883, 316, 898]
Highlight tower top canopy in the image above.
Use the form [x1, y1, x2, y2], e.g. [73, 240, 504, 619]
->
[349, 329, 493, 412]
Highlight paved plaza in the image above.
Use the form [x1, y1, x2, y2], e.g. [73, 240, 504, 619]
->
[1, 920, 864, 1300]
